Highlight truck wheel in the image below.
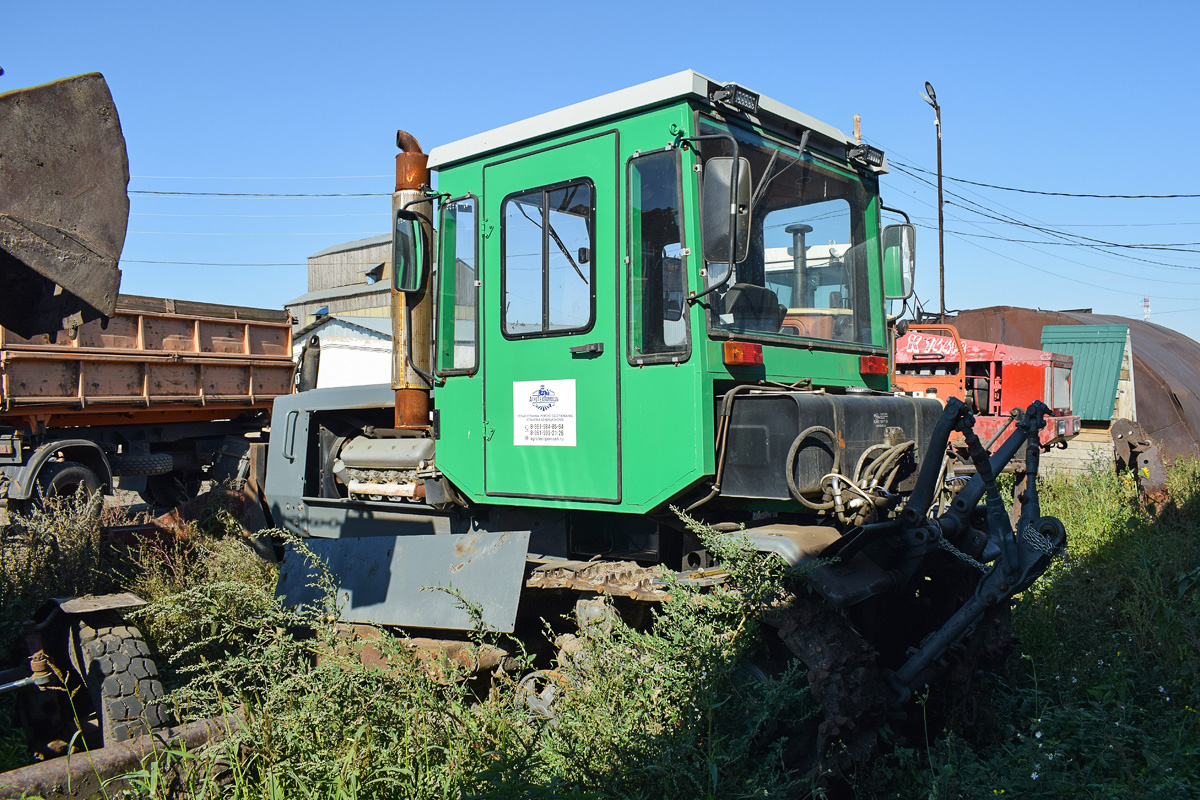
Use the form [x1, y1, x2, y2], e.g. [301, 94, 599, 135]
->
[35, 461, 103, 517]
[70, 613, 173, 746]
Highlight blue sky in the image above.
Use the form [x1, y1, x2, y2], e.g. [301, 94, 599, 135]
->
[6, 1, 1200, 340]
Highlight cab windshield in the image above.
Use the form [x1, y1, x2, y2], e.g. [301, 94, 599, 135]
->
[699, 119, 878, 346]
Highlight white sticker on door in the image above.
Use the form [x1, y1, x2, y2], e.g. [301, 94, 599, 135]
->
[513, 379, 576, 446]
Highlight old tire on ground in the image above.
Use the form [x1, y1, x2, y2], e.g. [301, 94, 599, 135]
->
[70, 613, 173, 746]
[108, 452, 174, 477]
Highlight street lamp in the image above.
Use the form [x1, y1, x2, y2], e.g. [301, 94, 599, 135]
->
[920, 81, 944, 322]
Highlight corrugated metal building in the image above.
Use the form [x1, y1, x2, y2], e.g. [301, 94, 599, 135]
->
[950, 306, 1200, 464]
[285, 234, 392, 327]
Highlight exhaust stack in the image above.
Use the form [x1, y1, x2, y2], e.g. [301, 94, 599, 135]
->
[391, 131, 432, 428]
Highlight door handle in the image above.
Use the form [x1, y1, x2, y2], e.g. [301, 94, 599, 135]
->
[282, 409, 299, 461]
[569, 342, 604, 356]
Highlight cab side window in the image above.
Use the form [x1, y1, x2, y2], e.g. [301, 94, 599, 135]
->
[437, 196, 478, 374]
[628, 150, 689, 363]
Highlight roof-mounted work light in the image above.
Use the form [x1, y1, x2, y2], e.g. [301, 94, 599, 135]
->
[848, 144, 885, 168]
[711, 83, 760, 114]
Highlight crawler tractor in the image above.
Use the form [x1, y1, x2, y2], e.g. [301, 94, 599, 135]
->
[266, 71, 1066, 768]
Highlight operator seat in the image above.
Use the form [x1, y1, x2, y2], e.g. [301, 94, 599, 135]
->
[724, 283, 786, 333]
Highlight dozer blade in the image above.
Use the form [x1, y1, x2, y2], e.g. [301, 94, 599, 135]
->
[0, 73, 127, 338]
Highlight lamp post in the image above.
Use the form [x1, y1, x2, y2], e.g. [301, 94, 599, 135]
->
[920, 81, 944, 322]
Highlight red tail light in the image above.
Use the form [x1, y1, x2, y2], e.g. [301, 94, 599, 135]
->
[860, 355, 889, 375]
[724, 341, 764, 366]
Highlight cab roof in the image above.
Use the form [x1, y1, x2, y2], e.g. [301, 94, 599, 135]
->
[426, 70, 859, 170]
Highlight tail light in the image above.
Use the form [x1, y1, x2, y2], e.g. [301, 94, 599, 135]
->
[860, 355, 889, 375]
[724, 341, 764, 366]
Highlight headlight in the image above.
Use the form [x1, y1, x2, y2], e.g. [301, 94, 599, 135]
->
[1074, 419, 1081, 434]
[1057, 419, 1067, 436]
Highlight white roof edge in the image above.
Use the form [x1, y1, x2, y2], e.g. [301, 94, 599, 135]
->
[427, 70, 856, 169]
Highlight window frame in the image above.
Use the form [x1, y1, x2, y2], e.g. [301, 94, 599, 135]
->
[500, 177, 597, 341]
[694, 111, 886, 355]
[625, 147, 692, 366]
[435, 192, 480, 377]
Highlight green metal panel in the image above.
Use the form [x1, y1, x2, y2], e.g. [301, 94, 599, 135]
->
[1041, 324, 1127, 421]
[430, 95, 888, 514]
[481, 133, 621, 501]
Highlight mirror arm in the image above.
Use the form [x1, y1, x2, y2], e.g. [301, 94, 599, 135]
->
[677, 132, 740, 304]
[881, 205, 911, 225]
[401, 193, 446, 229]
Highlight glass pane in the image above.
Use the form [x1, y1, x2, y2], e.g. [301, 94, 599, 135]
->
[629, 151, 688, 360]
[699, 119, 876, 346]
[546, 184, 592, 332]
[438, 197, 477, 372]
[503, 191, 545, 336]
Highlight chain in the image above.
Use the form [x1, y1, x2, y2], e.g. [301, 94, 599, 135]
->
[1020, 522, 1061, 557]
[936, 536, 988, 572]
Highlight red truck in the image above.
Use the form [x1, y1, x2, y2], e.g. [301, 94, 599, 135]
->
[893, 324, 1080, 452]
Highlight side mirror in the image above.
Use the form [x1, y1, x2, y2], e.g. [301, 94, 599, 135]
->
[882, 223, 915, 300]
[662, 245, 685, 321]
[394, 209, 426, 293]
[702, 156, 751, 265]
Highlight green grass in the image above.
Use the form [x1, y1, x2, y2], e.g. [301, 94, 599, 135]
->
[4, 464, 1199, 798]
[855, 463, 1200, 798]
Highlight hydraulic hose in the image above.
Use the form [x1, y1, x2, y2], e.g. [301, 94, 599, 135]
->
[785, 426, 840, 510]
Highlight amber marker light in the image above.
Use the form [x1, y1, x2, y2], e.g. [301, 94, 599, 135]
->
[859, 355, 889, 375]
[724, 341, 764, 366]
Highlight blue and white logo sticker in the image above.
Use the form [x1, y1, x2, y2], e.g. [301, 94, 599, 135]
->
[529, 384, 559, 411]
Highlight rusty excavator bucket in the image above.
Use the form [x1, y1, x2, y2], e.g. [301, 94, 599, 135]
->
[0, 73, 127, 338]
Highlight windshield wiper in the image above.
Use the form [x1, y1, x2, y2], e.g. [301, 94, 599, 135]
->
[751, 129, 810, 213]
[516, 203, 587, 283]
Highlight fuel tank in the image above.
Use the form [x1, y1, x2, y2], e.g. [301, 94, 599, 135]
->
[721, 390, 944, 501]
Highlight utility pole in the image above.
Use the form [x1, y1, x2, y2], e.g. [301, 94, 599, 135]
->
[921, 82, 944, 322]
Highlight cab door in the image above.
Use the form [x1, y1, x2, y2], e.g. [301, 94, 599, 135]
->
[482, 133, 620, 502]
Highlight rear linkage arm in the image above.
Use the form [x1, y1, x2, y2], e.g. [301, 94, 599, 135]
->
[883, 399, 1066, 703]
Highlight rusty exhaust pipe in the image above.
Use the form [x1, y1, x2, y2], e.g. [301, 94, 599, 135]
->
[391, 130, 433, 429]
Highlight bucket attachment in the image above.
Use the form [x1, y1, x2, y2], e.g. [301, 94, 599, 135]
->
[0, 73, 128, 338]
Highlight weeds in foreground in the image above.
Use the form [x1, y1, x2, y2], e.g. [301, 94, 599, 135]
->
[120, 522, 818, 799]
[857, 462, 1200, 798]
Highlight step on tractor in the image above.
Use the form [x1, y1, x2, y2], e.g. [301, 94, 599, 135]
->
[263, 71, 1066, 770]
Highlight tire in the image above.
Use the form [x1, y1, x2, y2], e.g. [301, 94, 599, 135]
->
[108, 452, 174, 477]
[35, 461, 103, 518]
[70, 613, 173, 746]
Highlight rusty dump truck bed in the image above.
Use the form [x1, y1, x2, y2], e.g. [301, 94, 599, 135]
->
[0, 294, 294, 428]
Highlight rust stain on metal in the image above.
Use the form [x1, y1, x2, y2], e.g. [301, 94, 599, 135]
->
[394, 130, 430, 192]
[454, 534, 482, 560]
[526, 560, 671, 602]
[0, 712, 240, 800]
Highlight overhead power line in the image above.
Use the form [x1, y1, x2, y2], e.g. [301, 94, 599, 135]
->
[132, 212, 389, 219]
[130, 190, 389, 198]
[129, 230, 384, 236]
[892, 160, 1200, 199]
[133, 174, 390, 180]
